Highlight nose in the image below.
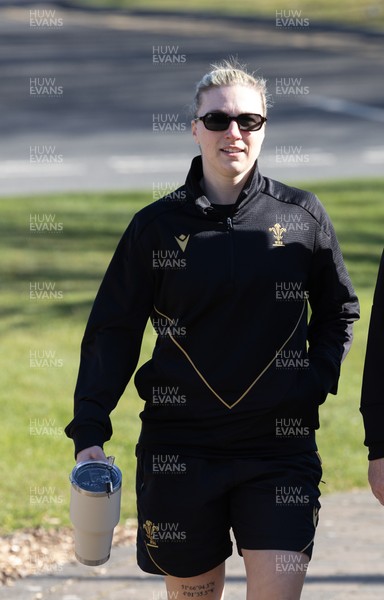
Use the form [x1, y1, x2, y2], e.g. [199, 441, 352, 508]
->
[225, 118, 242, 138]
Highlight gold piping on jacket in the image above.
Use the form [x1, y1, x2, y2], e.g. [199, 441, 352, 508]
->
[153, 302, 306, 410]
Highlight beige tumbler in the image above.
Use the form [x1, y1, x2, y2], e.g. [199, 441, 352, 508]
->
[69, 458, 122, 566]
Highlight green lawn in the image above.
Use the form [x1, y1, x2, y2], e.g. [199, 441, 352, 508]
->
[75, 0, 384, 29]
[1, 179, 383, 534]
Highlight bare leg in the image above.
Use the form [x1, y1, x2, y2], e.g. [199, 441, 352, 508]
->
[165, 561, 226, 600]
[242, 549, 308, 600]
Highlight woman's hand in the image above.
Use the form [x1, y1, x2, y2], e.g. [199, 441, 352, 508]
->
[76, 445, 107, 464]
[368, 458, 384, 505]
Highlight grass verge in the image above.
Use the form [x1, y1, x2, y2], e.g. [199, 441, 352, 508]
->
[73, 0, 384, 29]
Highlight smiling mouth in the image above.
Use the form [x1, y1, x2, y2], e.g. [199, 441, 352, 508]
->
[221, 148, 244, 154]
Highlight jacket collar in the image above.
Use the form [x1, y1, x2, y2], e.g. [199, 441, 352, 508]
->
[184, 155, 264, 217]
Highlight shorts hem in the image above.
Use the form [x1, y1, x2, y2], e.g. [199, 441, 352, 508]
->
[137, 545, 232, 578]
[237, 541, 315, 561]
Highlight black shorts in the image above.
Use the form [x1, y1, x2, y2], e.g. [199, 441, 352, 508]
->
[135, 446, 322, 578]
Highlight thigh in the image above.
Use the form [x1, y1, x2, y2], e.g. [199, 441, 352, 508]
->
[230, 452, 322, 559]
[242, 549, 307, 600]
[135, 446, 233, 578]
[166, 561, 226, 600]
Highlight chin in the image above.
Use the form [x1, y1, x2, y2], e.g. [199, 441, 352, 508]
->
[224, 162, 251, 177]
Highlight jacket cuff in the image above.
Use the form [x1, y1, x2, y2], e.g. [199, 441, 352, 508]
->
[360, 404, 384, 460]
[65, 424, 106, 459]
[368, 444, 384, 461]
[310, 356, 339, 396]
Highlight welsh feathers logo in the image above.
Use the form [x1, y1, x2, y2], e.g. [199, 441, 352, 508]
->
[143, 520, 159, 548]
[269, 223, 286, 247]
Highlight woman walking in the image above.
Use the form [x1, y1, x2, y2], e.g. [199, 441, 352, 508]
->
[66, 59, 359, 599]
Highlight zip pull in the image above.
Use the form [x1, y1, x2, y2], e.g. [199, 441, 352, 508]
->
[226, 216, 233, 230]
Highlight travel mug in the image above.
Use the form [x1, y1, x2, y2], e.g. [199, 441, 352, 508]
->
[69, 457, 122, 566]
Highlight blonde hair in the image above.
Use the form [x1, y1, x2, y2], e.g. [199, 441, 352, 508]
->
[192, 58, 269, 117]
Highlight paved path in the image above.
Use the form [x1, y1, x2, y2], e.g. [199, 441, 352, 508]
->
[2, 490, 384, 599]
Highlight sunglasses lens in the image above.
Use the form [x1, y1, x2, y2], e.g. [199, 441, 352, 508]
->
[237, 115, 263, 131]
[204, 113, 230, 131]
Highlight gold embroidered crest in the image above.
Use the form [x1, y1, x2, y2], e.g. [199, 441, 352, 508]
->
[143, 520, 159, 547]
[269, 223, 286, 247]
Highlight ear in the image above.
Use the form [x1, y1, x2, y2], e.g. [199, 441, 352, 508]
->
[191, 119, 200, 145]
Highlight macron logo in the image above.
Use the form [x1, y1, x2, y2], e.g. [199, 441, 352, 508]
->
[174, 234, 190, 252]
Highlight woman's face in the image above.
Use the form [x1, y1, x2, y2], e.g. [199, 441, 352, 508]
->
[191, 84, 266, 183]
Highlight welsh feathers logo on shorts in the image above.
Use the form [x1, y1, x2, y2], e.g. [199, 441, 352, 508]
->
[143, 520, 159, 548]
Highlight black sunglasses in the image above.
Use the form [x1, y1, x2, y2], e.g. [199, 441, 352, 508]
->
[194, 112, 267, 132]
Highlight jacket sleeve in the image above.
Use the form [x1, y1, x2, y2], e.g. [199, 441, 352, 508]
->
[360, 250, 384, 459]
[307, 205, 360, 398]
[65, 216, 154, 456]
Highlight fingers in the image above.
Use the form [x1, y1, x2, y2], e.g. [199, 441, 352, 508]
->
[76, 445, 107, 464]
[368, 459, 384, 506]
[370, 485, 384, 506]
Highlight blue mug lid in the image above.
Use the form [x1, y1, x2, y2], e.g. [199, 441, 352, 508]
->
[70, 460, 122, 496]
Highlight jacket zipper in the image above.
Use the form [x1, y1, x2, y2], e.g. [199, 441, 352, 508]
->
[226, 216, 235, 290]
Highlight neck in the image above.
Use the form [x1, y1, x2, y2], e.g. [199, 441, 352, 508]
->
[201, 179, 239, 205]
[200, 164, 254, 205]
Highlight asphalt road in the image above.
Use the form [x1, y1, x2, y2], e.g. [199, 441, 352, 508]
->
[0, 3, 383, 196]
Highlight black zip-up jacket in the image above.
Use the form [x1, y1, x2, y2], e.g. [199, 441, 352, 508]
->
[360, 250, 384, 460]
[65, 156, 360, 457]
